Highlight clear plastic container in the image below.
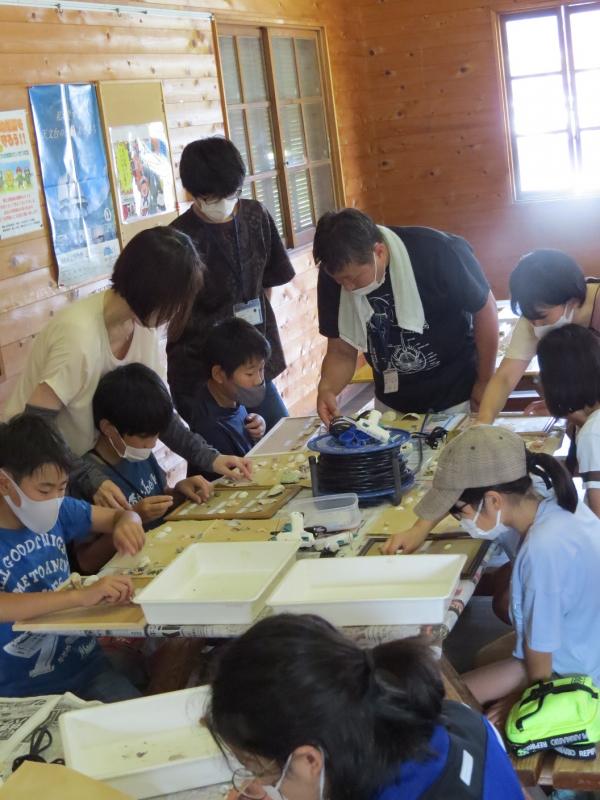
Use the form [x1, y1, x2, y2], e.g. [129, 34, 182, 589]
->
[287, 493, 361, 532]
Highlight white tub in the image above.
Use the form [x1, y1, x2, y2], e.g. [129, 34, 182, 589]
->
[59, 687, 230, 798]
[267, 554, 466, 626]
[133, 541, 298, 625]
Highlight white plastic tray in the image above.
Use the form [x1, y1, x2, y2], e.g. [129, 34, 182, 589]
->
[134, 541, 298, 624]
[287, 493, 361, 532]
[267, 554, 466, 626]
[59, 687, 229, 799]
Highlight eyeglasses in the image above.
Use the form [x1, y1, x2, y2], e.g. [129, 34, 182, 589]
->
[12, 724, 65, 773]
[449, 502, 468, 521]
[198, 187, 243, 205]
[232, 765, 280, 800]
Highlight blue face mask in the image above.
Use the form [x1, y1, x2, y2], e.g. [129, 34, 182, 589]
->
[237, 382, 267, 408]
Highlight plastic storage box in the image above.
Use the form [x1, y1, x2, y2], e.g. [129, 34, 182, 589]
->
[59, 687, 230, 799]
[133, 541, 298, 625]
[287, 493, 361, 532]
[267, 554, 466, 626]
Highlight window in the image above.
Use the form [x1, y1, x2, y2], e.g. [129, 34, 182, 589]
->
[218, 25, 338, 247]
[501, 3, 600, 199]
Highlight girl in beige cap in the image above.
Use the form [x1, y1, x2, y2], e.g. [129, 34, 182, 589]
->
[389, 425, 600, 723]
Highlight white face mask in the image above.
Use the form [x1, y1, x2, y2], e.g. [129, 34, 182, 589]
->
[108, 432, 153, 463]
[1, 471, 63, 535]
[533, 305, 575, 340]
[351, 255, 385, 297]
[262, 752, 325, 800]
[459, 498, 512, 540]
[196, 196, 238, 223]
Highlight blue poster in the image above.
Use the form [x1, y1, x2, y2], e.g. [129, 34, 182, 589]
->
[29, 83, 120, 286]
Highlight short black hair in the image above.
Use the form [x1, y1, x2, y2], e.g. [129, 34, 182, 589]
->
[509, 249, 586, 320]
[111, 226, 204, 340]
[538, 324, 600, 417]
[313, 208, 383, 275]
[179, 137, 246, 199]
[207, 614, 444, 800]
[0, 414, 72, 482]
[93, 363, 173, 437]
[201, 318, 271, 378]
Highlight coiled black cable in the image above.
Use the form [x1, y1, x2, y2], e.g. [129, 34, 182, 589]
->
[314, 444, 413, 496]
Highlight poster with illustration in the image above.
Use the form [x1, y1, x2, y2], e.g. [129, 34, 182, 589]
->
[0, 110, 43, 240]
[109, 122, 175, 224]
[28, 83, 120, 286]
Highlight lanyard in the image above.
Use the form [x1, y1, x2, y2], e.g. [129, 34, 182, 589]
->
[205, 213, 246, 302]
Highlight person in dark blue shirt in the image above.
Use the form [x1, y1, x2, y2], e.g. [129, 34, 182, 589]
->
[206, 615, 525, 800]
[188, 318, 271, 477]
[76, 363, 215, 573]
[0, 414, 144, 700]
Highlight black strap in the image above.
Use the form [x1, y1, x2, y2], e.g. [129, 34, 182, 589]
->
[420, 701, 487, 800]
[515, 680, 598, 732]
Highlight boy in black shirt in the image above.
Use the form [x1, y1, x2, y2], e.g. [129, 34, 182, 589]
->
[314, 209, 499, 423]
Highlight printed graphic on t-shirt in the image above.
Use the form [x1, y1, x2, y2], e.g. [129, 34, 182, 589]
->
[126, 471, 161, 507]
[0, 531, 70, 593]
[366, 291, 439, 375]
[4, 632, 96, 679]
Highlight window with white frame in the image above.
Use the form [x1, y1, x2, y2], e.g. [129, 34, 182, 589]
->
[501, 3, 600, 199]
[218, 25, 338, 248]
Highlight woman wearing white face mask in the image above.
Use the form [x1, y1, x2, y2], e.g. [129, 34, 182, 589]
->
[404, 425, 600, 726]
[478, 249, 600, 424]
[168, 137, 295, 433]
[206, 614, 524, 800]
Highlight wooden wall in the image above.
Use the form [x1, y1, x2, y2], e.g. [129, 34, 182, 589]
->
[0, 0, 375, 431]
[355, 0, 600, 298]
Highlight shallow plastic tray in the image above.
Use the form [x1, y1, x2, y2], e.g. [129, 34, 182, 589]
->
[133, 541, 298, 624]
[59, 687, 229, 799]
[287, 493, 361, 532]
[267, 554, 466, 626]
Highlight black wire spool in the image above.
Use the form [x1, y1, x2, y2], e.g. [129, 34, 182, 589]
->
[308, 433, 415, 506]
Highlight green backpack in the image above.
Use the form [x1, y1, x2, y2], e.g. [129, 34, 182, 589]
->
[506, 676, 600, 759]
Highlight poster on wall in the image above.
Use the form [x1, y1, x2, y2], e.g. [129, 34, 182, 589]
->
[28, 83, 120, 286]
[109, 121, 176, 224]
[0, 110, 43, 240]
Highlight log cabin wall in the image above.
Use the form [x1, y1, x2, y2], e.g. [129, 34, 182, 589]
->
[0, 0, 377, 444]
[357, 0, 600, 298]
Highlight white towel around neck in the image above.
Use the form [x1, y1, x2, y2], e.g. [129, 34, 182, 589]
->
[337, 225, 425, 352]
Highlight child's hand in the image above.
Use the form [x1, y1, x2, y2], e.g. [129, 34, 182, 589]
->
[176, 476, 214, 503]
[78, 575, 134, 607]
[382, 524, 428, 555]
[134, 495, 174, 523]
[244, 413, 266, 441]
[93, 479, 131, 510]
[113, 511, 145, 556]
[212, 454, 253, 480]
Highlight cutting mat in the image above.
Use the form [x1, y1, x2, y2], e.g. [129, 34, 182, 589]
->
[248, 416, 323, 456]
[166, 485, 302, 521]
[217, 452, 311, 489]
[200, 517, 287, 542]
[363, 487, 462, 536]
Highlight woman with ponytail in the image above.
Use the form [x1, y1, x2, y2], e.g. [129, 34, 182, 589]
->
[206, 614, 523, 800]
[399, 425, 600, 717]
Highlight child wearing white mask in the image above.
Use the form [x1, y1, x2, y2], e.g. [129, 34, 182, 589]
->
[407, 425, 600, 725]
[75, 363, 214, 573]
[205, 614, 524, 800]
[168, 136, 295, 434]
[0, 414, 144, 700]
[478, 249, 600, 423]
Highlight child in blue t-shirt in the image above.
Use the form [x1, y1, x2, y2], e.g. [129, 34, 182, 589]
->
[0, 413, 145, 700]
[76, 363, 214, 573]
[188, 318, 271, 477]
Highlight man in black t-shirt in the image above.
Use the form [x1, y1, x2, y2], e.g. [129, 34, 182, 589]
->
[315, 209, 499, 423]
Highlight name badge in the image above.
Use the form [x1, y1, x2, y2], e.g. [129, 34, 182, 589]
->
[233, 298, 263, 326]
[383, 368, 399, 394]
